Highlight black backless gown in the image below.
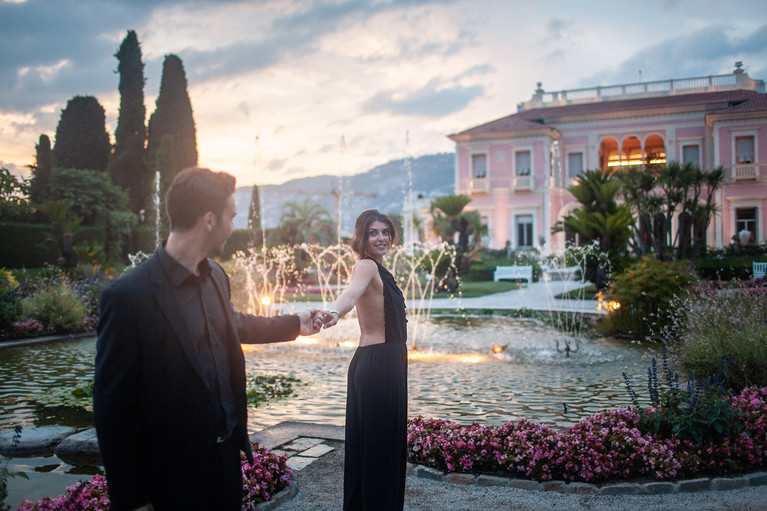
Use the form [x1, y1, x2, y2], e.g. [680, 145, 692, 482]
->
[343, 259, 408, 511]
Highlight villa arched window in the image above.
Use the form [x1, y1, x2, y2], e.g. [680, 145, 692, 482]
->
[599, 138, 619, 171]
[645, 134, 666, 166]
[621, 136, 642, 167]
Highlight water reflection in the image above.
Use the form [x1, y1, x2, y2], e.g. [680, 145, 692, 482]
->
[0, 316, 656, 433]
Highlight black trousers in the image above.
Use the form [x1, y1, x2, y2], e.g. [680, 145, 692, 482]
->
[145, 434, 243, 511]
[344, 342, 408, 511]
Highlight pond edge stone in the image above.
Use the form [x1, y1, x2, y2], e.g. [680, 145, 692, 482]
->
[407, 462, 767, 495]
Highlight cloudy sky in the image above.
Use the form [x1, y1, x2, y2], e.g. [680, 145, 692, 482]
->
[1, 0, 766, 186]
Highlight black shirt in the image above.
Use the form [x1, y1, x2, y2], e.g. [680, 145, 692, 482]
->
[157, 245, 238, 436]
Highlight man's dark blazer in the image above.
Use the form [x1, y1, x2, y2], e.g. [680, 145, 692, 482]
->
[93, 250, 299, 510]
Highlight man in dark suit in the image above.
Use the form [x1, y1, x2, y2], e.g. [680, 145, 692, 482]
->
[94, 167, 324, 511]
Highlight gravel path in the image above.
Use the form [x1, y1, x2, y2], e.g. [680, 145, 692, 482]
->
[278, 443, 767, 511]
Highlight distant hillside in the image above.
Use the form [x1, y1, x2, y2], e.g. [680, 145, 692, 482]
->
[234, 153, 454, 234]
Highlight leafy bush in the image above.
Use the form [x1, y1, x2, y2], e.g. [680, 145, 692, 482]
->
[623, 348, 743, 445]
[660, 286, 767, 390]
[19, 442, 291, 510]
[20, 276, 89, 334]
[602, 257, 696, 336]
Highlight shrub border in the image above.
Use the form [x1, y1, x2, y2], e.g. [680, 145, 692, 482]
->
[407, 463, 767, 495]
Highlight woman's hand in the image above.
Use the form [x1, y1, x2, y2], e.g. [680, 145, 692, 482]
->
[322, 310, 340, 328]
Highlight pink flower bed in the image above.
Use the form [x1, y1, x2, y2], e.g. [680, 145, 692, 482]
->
[408, 387, 767, 484]
[18, 442, 292, 511]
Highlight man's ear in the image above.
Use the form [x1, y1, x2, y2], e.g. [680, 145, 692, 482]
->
[202, 211, 216, 231]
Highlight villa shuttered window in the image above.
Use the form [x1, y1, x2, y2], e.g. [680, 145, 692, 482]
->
[736, 208, 757, 242]
[568, 153, 584, 179]
[515, 151, 531, 176]
[736, 136, 755, 164]
[472, 154, 487, 178]
[515, 214, 533, 249]
[682, 145, 700, 168]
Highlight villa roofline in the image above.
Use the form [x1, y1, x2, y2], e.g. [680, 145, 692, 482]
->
[517, 62, 765, 111]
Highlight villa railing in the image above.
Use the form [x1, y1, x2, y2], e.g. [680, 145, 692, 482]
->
[519, 69, 764, 110]
[513, 176, 533, 190]
[468, 177, 490, 194]
[732, 163, 759, 180]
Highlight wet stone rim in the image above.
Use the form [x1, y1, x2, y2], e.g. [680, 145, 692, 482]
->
[407, 463, 767, 495]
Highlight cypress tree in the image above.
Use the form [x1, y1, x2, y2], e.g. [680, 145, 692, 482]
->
[248, 184, 263, 247]
[30, 134, 53, 204]
[147, 55, 198, 188]
[108, 29, 148, 217]
[53, 96, 111, 172]
[154, 133, 177, 237]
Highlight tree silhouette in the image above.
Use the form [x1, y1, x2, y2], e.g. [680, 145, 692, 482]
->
[147, 54, 198, 192]
[108, 29, 148, 218]
[53, 96, 111, 172]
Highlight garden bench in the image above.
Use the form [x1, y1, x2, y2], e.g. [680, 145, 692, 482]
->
[493, 265, 533, 283]
[754, 261, 767, 280]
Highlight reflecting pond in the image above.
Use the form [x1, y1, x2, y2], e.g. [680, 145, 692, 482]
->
[0, 315, 655, 433]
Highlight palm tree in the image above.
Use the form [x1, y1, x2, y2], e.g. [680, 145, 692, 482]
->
[431, 194, 473, 274]
[272, 198, 335, 246]
[554, 169, 633, 287]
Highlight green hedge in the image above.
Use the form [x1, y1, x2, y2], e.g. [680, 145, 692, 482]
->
[222, 229, 254, 260]
[0, 222, 105, 268]
[694, 254, 766, 281]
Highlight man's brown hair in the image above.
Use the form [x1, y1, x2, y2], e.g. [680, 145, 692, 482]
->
[165, 167, 236, 232]
[350, 209, 398, 258]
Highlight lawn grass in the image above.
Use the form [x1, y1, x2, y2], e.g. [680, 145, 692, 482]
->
[554, 284, 599, 300]
[438, 280, 522, 298]
[277, 280, 522, 302]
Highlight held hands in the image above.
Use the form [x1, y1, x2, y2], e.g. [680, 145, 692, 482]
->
[298, 309, 330, 335]
[297, 309, 340, 335]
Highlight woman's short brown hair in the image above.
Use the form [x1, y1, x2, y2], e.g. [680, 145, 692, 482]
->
[350, 209, 398, 258]
[165, 167, 236, 232]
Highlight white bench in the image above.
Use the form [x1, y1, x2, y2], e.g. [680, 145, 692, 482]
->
[754, 262, 767, 279]
[493, 265, 533, 283]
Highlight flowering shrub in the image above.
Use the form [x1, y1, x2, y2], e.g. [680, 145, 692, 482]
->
[18, 475, 110, 511]
[408, 386, 767, 484]
[10, 319, 46, 338]
[241, 442, 292, 509]
[19, 442, 292, 510]
[661, 286, 767, 390]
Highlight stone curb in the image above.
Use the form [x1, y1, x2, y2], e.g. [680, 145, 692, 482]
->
[254, 480, 299, 510]
[0, 331, 95, 350]
[409, 463, 767, 495]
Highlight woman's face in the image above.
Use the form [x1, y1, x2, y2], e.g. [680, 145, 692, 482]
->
[365, 220, 392, 261]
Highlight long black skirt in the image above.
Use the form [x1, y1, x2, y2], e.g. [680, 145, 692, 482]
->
[343, 342, 408, 511]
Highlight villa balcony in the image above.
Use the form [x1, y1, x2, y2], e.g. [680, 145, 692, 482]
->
[513, 175, 533, 191]
[468, 177, 490, 194]
[732, 164, 758, 181]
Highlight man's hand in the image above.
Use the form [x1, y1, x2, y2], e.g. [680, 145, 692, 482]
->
[297, 309, 324, 335]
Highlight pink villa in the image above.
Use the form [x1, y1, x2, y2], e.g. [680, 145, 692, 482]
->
[447, 63, 767, 252]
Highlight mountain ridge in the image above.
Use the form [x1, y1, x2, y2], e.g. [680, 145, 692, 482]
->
[234, 153, 455, 233]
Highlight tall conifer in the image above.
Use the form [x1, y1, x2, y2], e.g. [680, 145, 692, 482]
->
[155, 133, 177, 238]
[248, 184, 263, 247]
[30, 134, 53, 204]
[108, 30, 148, 217]
[147, 55, 198, 191]
[53, 96, 111, 171]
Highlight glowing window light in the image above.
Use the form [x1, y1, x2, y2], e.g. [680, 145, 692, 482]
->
[261, 295, 272, 306]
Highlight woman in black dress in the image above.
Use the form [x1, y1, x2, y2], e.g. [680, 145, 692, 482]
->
[323, 209, 408, 511]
